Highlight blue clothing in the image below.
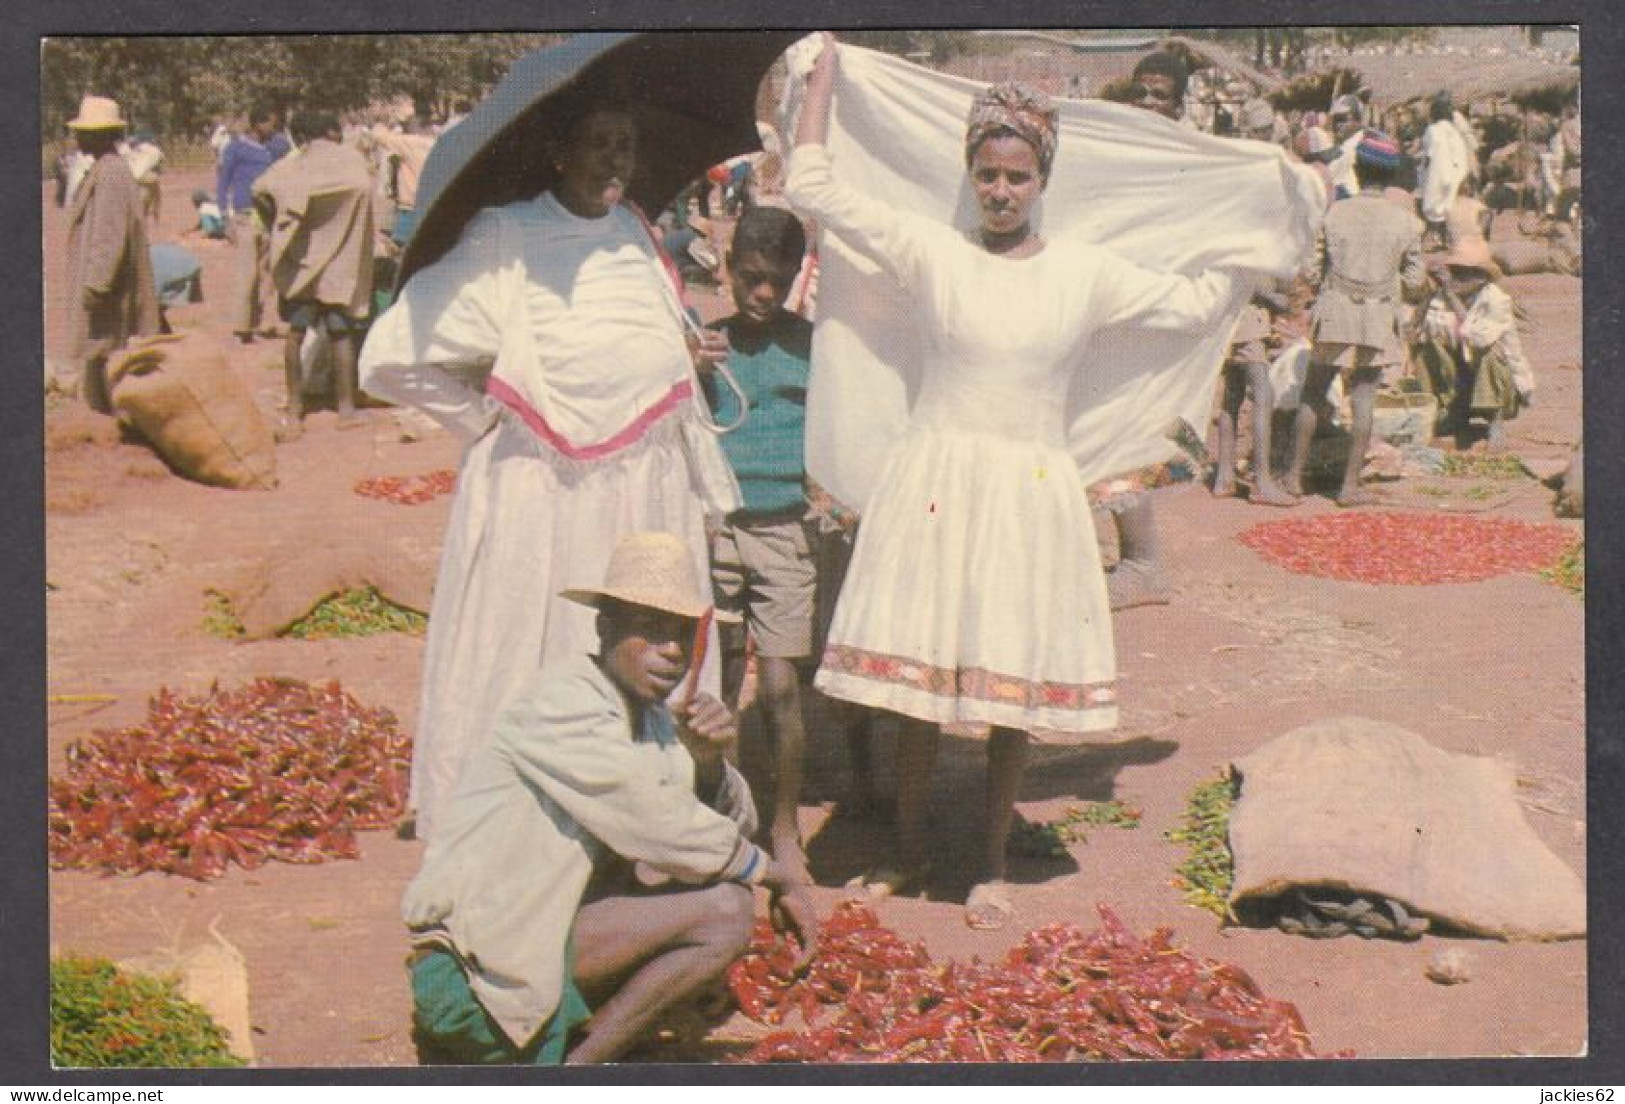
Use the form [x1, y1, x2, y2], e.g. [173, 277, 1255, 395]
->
[150, 244, 203, 309]
[708, 312, 814, 515]
[216, 133, 290, 215]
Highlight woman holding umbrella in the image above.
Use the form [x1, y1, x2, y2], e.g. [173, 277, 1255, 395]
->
[360, 98, 731, 843]
[787, 38, 1278, 928]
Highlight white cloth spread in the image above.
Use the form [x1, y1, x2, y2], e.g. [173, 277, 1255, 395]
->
[790, 43, 1326, 516]
[785, 44, 1323, 737]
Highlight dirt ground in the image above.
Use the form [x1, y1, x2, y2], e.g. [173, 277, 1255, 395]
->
[43, 164, 1586, 1068]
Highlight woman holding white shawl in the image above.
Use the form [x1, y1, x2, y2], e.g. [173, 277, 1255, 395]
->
[787, 37, 1321, 928]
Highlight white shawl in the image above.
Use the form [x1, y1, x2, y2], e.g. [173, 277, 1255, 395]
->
[788, 42, 1326, 512]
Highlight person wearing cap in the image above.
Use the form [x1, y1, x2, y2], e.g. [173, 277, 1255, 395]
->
[62, 94, 161, 415]
[253, 109, 376, 439]
[401, 531, 817, 1065]
[1285, 129, 1428, 507]
[1414, 238, 1534, 451]
[217, 101, 292, 344]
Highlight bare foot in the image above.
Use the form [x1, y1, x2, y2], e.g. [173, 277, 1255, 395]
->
[1107, 561, 1171, 611]
[1211, 476, 1239, 499]
[964, 881, 1015, 930]
[1280, 476, 1305, 499]
[1249, 481, 1299, 508]
[843, 863, 928, 904]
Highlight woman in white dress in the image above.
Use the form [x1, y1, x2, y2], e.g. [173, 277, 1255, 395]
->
[360, 102, 728, 842]
[789, 38, 1241, 927]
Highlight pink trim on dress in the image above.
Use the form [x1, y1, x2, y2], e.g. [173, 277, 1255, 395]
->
[487, 376, 693, 461]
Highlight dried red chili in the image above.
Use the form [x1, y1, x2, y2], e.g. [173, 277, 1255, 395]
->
[728, 901, 1344, 1063]
[354, 470, 457, 506]
[48, 678, 411, 881]
[1239, 511, 1578, 586]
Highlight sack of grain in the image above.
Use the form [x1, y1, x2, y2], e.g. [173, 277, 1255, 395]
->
[109, 332, 277, 490]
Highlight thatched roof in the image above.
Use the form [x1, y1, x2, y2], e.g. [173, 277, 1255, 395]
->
[1348, 52, 1578, 109]
[1158, 35, 1284, 95]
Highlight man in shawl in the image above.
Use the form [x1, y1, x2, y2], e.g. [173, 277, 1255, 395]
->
[1420, 93, 1471, 248]
[62, 95, 161, 414]
[254, 110, 376, 439]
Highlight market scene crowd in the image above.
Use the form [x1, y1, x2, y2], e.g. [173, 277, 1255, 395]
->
[45, 28, 1586, 1067]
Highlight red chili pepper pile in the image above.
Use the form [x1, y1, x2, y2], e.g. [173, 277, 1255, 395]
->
[353, 470, 457, 505]
[49, 678, 411, 881]
[1239, 511, 1578, 586]
[728, 901, 1334, 1062]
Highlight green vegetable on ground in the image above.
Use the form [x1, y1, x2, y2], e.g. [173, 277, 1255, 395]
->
[202, 587, 427, 641]
[1542, 538, 1584, 597]
[1437, 452, 1530, 480]
[1166, 774, 1237, 920]
[51, 956, 244, 1069]
[1008, 799, 1143, 858]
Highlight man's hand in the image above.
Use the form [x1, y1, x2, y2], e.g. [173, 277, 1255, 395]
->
[674, 692, 737, 767]
[687, 327, 729, 376]
[770, 882, 820, 973]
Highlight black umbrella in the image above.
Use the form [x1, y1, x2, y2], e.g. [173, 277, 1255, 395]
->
[398, 30, 803, 288]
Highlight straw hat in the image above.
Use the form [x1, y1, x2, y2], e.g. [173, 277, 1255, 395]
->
[1443, 237, 1501, 278]
[560, 531, 740, 622]
[67, 95, 126, 131]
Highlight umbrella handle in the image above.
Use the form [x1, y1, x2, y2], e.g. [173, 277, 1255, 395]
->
[678, 308, 749, 434]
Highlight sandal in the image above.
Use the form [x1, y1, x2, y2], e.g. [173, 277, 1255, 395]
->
[964, 882, 1015, 931]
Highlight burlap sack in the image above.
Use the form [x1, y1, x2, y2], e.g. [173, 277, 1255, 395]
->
[119, 926, 255, 1064]
[214, 544, 436, 639]
[1228, 717, 1584, 941]
[109, 332, 277, 489]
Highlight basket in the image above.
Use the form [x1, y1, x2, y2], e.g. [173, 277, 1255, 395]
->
[1371, 386, 1439, 445]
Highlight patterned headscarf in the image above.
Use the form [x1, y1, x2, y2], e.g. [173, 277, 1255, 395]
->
[965, 81, 1059, 180]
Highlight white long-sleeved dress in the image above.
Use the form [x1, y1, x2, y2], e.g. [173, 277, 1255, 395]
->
[787, 145, 1236, 738]
[360, 193, 713, 840]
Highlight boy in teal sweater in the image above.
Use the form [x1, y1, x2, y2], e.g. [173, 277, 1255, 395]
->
[705, 207, 816, 885]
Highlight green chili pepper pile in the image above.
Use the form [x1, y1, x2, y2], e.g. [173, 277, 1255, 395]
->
[1009, 800, 1143, 858]
[49, 677, 410, 880]
[1541, 538, 1584, 597]
[283, 587, 427, 639]
[728, 901, 1333, 1062]
[51, 955, 244, 1068]
[1166, 775, 1236, 920]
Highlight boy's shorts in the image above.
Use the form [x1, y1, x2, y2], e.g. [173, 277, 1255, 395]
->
[279, 298, 357, 334]
[711, 513, 816, 660]
[410, 945, 590, 1065]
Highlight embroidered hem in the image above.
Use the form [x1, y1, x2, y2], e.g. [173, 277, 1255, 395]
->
[817, 643, 1118, 739]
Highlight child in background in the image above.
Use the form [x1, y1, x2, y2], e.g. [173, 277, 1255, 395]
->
[704, 207, 817, 886]
[190, 189, 227, 239]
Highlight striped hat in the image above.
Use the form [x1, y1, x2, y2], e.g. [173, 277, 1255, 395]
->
[1355, 129, 1402, 171]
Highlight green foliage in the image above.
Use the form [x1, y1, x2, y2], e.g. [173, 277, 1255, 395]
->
[201, 590, 246, 640]
[1438, 452, 1530, 480]
[41, 33, 561, 150]
[1542, 539, 1584, 597]
[284, 586, 427, 640]
[51, 956, 244, 1069]
[1165, 775, 1236, 919]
